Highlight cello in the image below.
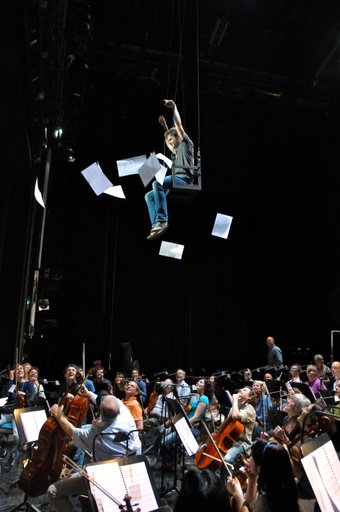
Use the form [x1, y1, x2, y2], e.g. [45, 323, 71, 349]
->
[195, 417, 244, 471]
[19, 379, 89, 496]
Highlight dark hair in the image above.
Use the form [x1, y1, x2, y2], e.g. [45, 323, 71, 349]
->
[173, 467, 231, 512]
[164, 127, 177, 139]
[251, 439, 299, 512]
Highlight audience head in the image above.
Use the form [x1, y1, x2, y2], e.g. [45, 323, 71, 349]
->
[284, 392, 311, 417]
[306, 365, 318, 382]
[313, 354, 325, 368]
[173, 467, 231, 512]
[250, 439, 299, 511]
[243, 369, 253, 382]
[176, 369, 186, 383]
[331, 361, 340, 379]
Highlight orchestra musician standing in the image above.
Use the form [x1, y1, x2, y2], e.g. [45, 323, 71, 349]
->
[266, 336, 284, 370]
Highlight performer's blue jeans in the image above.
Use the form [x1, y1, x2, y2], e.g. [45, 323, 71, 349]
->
[145, 175, 192, 228]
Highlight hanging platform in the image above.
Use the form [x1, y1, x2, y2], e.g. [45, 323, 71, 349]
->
[168, 152, 202, 204]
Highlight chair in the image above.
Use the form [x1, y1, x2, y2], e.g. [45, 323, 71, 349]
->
[168, 150, 202, 204]
[0, 421, 13, 458]
[92, 429, 144, 462]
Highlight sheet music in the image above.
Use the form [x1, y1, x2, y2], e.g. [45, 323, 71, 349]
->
[20, 409, 47, 443]
[301, 440, 340, 512]
[86, 460, 159, 512]
[173, 415, 199, 456]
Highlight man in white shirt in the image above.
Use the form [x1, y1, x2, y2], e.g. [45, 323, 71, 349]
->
[47, 394, 141, 512]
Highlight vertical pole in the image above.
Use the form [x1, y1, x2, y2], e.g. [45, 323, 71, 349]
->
[28, 147, 52, 341]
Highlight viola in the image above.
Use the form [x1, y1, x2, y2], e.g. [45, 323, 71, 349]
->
[195, 417, 244, 471]
[19, 391, 89, 497]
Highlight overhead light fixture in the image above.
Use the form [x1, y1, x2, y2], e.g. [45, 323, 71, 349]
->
[53, 127, 63, 139]
[38, 299, 50, 311]
[66, 148, 76, 164]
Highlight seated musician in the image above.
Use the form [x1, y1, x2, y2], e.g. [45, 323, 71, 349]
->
[112, 371, 126, 399]
[47, 394, 141, 512]
[305, 364, 327, 399]
[205, 375, 229, 424]
[288, 363, 302, 383]
[145, 378, 176, 424]
[330, 377, 340, 418]
[76, 366, 95, 393]
[26, 366, 47, 407]
[58, 363, 81, 401]
[252, 380, 273, 439]
[0, 364, 36, 462]
[227, 439, 300, 512]
[314, 353, 331, 388]
[291, 402, 337, 509]
[92, 366, 113, 395]
[131, 368, 147, 405]
[264, 391, 311, 444]
[222, 386, 256, 472]
[1, 364, 36, 408]
[161, 378, 210, 469]
[122, 380, 144, 430]
[174, 466, 235, 512]
[175, 368, 191, 406]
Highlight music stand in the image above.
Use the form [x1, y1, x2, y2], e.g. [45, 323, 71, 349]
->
[13, 407, 47, 445]
[8, 408, 47, 512]
[85, 454, 162, 512]
[160, 398, 199, 496]
[289, 382, 315, 403]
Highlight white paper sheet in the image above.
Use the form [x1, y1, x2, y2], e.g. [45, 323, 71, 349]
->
[156, 152, 172, 169]
[138, 153, 162, 187]
[155, 164, 168, 185]
[81, 162, 113, 196]
[86, 460, 159, 512]
[211, 213, 233, 239]
[159, 241, 184, 260]
[116, 155, 147, 177]
[34, 178, 45, 208]
[20, 409, 48, 443]
[103, 185, 126, 199]
[301, 439, 340, 512]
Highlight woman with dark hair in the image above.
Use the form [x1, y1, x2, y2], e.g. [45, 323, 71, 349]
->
[174, 467, 233, 512]
[228, 438, 299, 512]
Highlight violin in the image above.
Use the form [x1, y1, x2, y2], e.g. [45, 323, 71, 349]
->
[195, 417, 244, 471]
[19, 388, 89, 497]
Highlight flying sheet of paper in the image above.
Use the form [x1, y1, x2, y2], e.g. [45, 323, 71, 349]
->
[103, 185, 126, 199]
[81, 162, 113, 196]
[156, 153, 172, 169]
[155, 164, 168, 185]
[211, 213, 233, 239]
[159, 241, 184, 260]
[116, 155, 147, 177]
[138, 153, 162, 187]
[0, 397, 8, 407]
[34, 178, 45, 208]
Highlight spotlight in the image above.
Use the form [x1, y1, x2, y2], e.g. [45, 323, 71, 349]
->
[53, 127, 63, 139]
[38, 299, 50, 311]
[66, 148, 76, 164]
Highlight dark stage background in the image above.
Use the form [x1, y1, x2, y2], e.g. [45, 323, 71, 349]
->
[1, 0, 340, 381]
